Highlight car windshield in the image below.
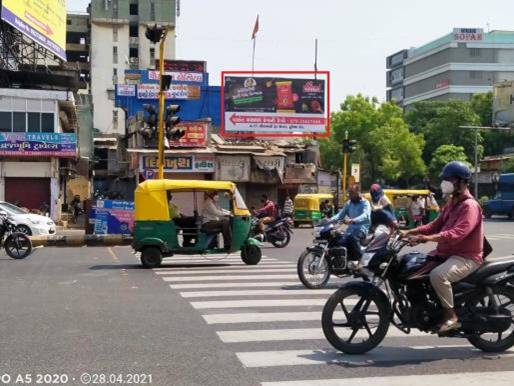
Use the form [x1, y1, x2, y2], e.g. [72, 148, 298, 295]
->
[0, 202, 28, 215]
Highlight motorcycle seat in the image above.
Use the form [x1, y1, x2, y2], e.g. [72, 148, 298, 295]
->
[462, 258, 514, 284]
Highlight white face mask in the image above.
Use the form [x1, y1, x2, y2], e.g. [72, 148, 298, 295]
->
[440, 180, 455, 195]
[213, 195, 219, 202]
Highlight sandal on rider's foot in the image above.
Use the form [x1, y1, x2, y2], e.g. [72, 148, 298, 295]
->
[438, 319, 461, 334]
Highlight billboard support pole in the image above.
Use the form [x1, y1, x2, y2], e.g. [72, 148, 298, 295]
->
[157, 27, 170, 180]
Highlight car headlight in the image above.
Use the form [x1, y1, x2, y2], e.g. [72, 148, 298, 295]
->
[47, 221, 54, 226]
[29, 219, 40, 225]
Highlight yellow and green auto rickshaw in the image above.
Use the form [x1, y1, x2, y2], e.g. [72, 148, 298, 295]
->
[132, 179, 262, 268]
[293, 193, 334, 227]
[364, 189, 440, 229]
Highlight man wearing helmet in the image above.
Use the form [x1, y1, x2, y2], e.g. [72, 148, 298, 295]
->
[402, 161, 484, 334]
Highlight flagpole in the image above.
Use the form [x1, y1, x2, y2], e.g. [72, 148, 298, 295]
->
[252, 36, 256, 72]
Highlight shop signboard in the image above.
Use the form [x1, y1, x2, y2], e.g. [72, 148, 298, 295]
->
[116, 84, 136, 96]
[222, 72, 329, 136]
[216, 155, 250, 182]
[0, 133, 76, 157]
[173, 122, 208, 147]
[140, 154, 215, 173]
[155, 59, 206, 73]
[148, 70, 204, 83]
[137, 83, 200, 100]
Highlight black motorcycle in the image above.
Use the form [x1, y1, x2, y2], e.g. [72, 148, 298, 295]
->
[251, 216, 293, 248]
[297, 220, 391, 289]
[0, 212, 32, 259]
[322, 231, 514, 354]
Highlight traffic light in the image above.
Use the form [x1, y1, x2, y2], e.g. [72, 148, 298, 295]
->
[161, 74, 172, 91]
[165, 104, 185, 142]
[145, 25, 165, 44]
[342, 138, 357, 153]
[139, 104, 158, 139]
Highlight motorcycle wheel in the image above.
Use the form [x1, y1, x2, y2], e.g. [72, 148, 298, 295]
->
[466, 286, 514, 352]
[4, 233, 32, 259]
[322, 286, 390, 354]
[270, 228, 291, 248]
[297, 250, 330, 289]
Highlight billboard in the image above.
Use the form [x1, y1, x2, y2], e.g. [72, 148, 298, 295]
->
[137, 83, 200, 100]
[173, 122, 208, 147]
[0, 133, 76, 157]
[453, 28, 484, 42]
[222, 71, 329, 137]
[1, 0, 66, 60]
[139, 154, 215, 173]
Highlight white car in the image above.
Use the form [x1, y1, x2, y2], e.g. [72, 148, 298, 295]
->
[0, 201, 56, 236]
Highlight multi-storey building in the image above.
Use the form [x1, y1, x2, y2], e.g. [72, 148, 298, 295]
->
[90, 0, 176, 135]
[387, 28, 514, 108]
[66, 11, 91, 90]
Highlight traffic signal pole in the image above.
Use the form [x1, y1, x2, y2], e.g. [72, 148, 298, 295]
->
[341, 131, 357, 203]
[157, 27, 170, 179]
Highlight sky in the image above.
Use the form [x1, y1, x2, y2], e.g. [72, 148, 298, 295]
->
[67, 0, 514, 111]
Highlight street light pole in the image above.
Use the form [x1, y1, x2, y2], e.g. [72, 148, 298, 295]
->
[459, 125, 512, 197]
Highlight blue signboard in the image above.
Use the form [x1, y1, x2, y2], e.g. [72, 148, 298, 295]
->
[115, 69, 221, 127]
[92, 200, 134, 235]
[0, 132, 77, 157]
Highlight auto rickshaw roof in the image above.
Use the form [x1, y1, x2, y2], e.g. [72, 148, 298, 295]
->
[380, 189, 432, 196]
[136, 179, 237, 193]
[294, 193, 334, 199]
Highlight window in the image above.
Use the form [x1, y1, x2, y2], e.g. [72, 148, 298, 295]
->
[41, 113, 54, 133]
[129, 24, 138, 37]
[113, 110, 118, 129]
[129, 3, 138, 15]
[150, 2, 156, 20]
[150, 47, 155, 66]
[0, 112, 11, 132]
[470, 48, 481, 57]
[113, 46, 118, 64]
[112, 26, 118, 42]
[470, 71, 483, 79]
[67, 19, 72, 25]
[13, 112, 26, 132]
[27, 112, 40, 132]
[113, 68, 118, 84]
[129, 47, 138, 58]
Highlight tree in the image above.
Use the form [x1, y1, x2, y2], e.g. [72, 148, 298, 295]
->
[471, 92, 493, 127]
[321, 95, 426, 186]
[405, 100, 482, 164]
[428, 144, 470, 181]
[503, 158, 514, 173]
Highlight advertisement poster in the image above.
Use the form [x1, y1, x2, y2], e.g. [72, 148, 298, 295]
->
[137, 83, 200, 100]
[223, 74, 328, 135]
[93, 200, 134, 235]
[0, 133, 77, 157]
[155, 60, 206, 73]
[1, 0, 66, 60]
[140, 155, 215, 173]
[116, 84, 136, 96]
[173, 122, 208, 147]
[148, 71, 204, 83]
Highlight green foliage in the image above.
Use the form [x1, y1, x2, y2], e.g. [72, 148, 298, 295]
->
[405, 100, 482, 163]
[471, 92, 493, 126]
[428, 144, 470, 180]
[503, 158, 514, 173]
[478, 196, 489, 208]
[321, 95, 426, 186]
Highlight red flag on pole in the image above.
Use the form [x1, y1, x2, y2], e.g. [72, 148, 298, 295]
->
[252, 15, 259, 39]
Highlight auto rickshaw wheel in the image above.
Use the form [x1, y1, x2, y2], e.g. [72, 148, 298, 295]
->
[141, 246, 163, 268]
[241, 244, 261, 265]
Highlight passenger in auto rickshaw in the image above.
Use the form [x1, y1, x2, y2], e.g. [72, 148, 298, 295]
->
[167, 191, 196, 247]
[201, 191, 232, 251]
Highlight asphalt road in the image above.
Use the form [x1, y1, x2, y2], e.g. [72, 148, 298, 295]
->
[0, 219, 513, 385]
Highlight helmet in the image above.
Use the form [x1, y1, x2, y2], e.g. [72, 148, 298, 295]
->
[440, 161, 472, 180]
[370, 183, 381, 192]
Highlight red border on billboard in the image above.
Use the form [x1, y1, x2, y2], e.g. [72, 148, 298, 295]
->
[220, 70, 330, 138]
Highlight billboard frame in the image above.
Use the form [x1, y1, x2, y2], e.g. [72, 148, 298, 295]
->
[220, 70, 330, 138]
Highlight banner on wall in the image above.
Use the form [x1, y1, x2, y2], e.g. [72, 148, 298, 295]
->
[0, 133, 76, 157]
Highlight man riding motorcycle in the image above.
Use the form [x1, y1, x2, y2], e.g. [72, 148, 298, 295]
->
[329, 184, 371, 258]
[402, 161, 484, 334]
[253, 194, 278, 241]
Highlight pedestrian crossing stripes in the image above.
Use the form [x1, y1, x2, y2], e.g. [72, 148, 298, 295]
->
[260, 371, 514, 385]
[179, 289, 336, 298]
[152, 251, 514, 385]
